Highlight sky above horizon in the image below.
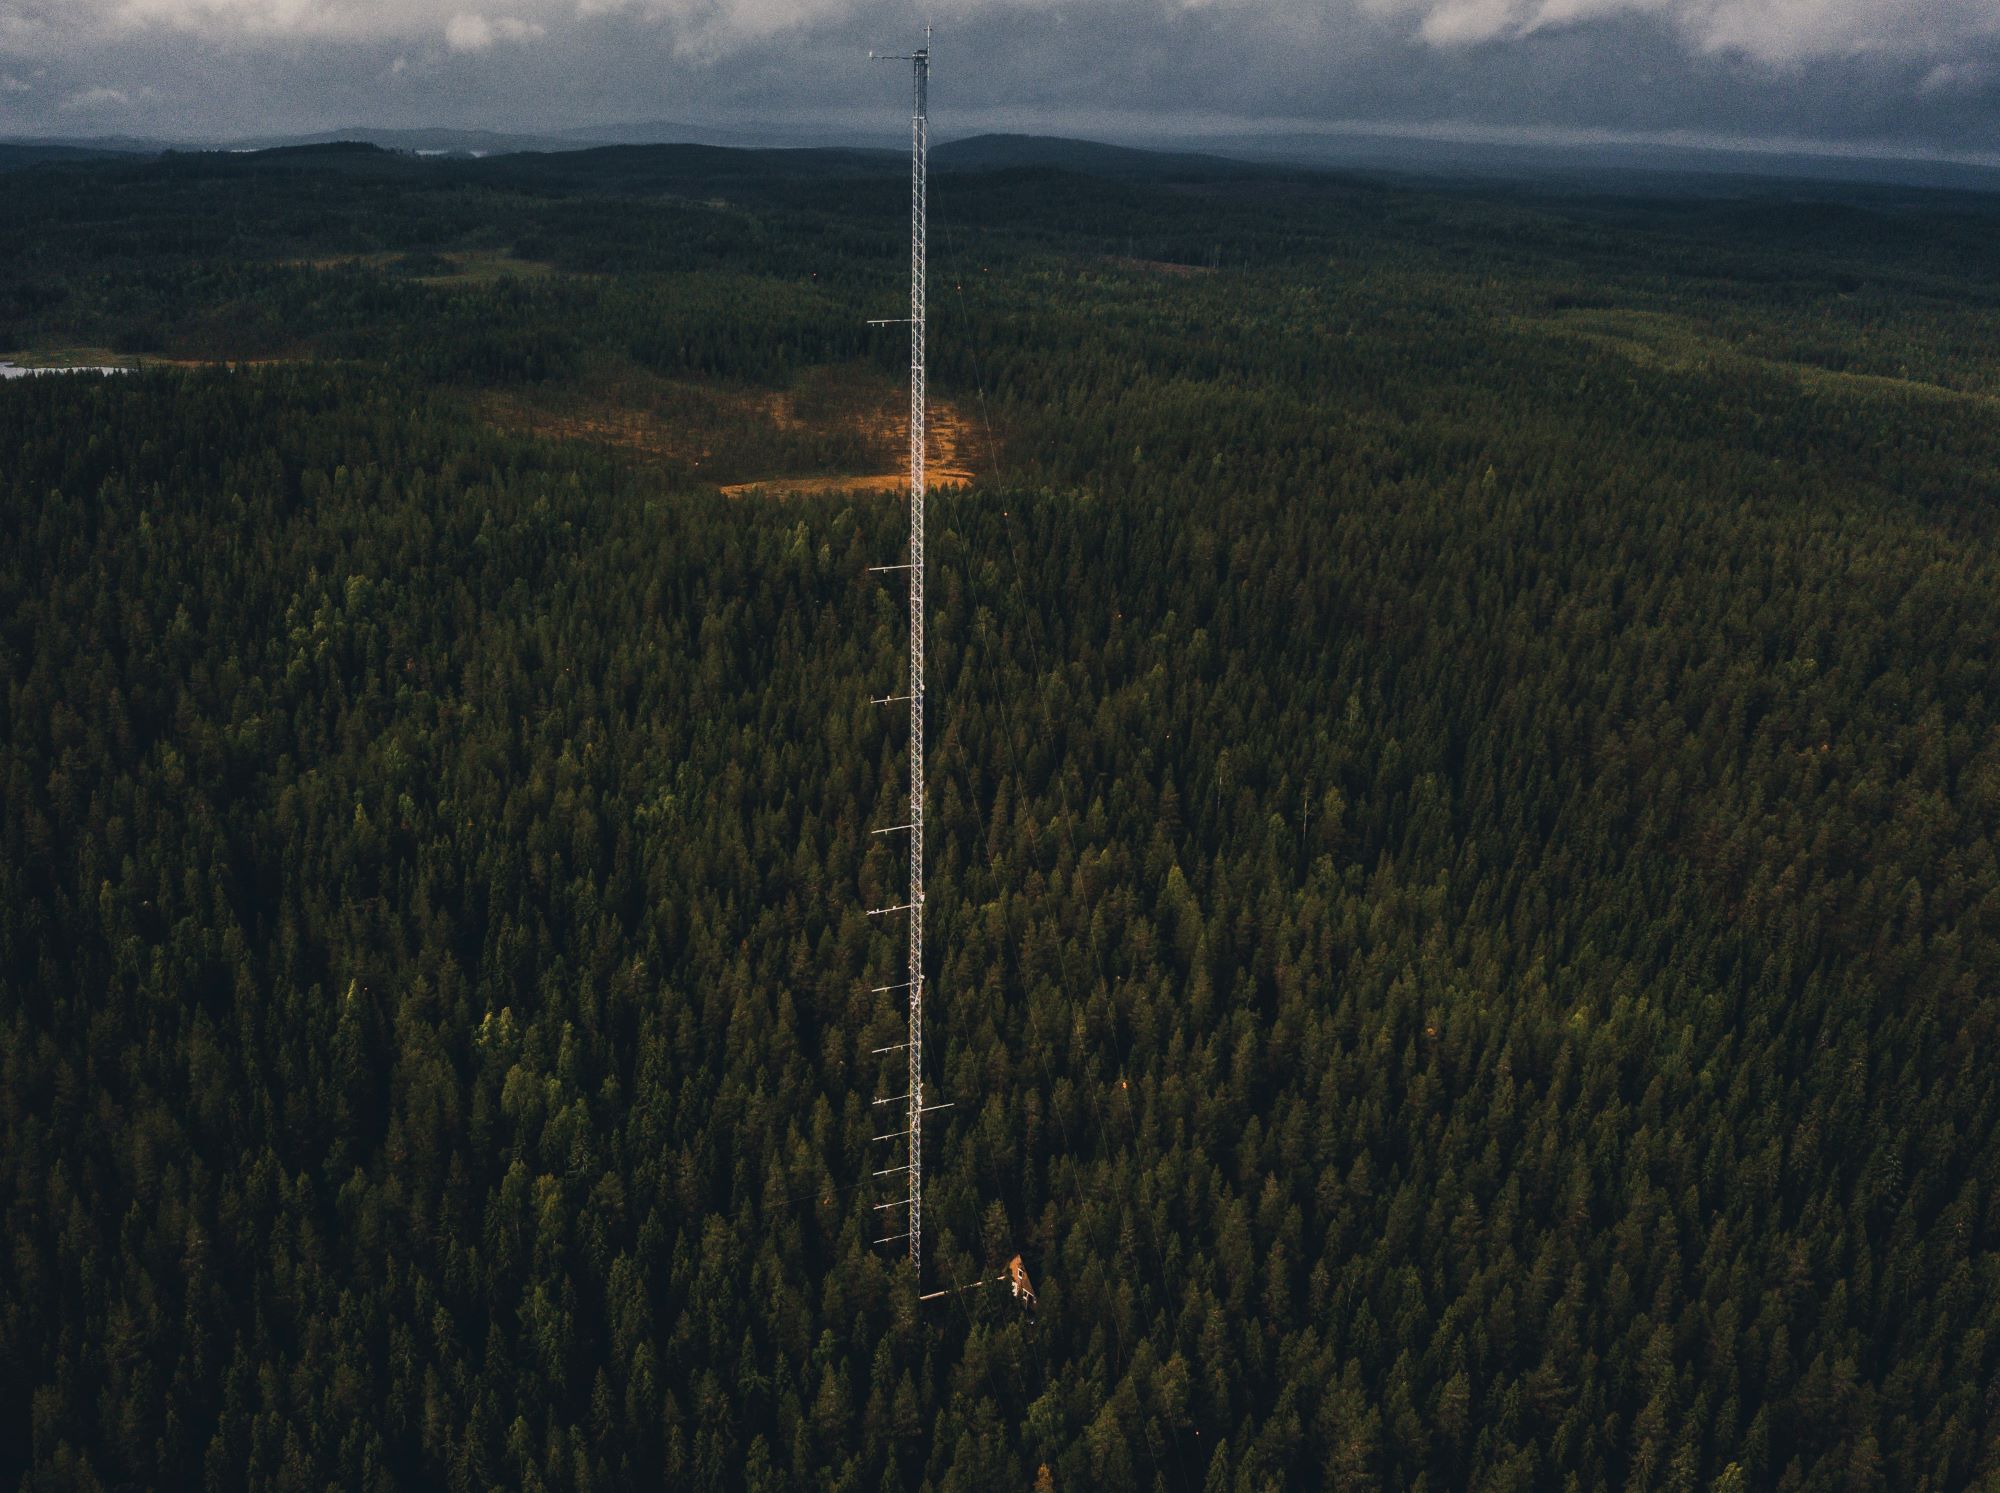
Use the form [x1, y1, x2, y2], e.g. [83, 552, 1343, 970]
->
[2, 0, 1997, 159]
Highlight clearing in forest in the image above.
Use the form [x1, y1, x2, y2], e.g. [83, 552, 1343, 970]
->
[718, 402, 980, 497]
[289, 249, 561, 285]
[478, 358, 990, 491]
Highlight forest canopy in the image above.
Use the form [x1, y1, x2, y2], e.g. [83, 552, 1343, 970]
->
[2, 140, 1999, 1491]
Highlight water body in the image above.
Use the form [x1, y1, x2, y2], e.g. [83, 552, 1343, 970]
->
[0, 362, 130, 379]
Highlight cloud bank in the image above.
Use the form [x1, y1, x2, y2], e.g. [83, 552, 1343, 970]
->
[2, 0, 1996, 157]
[1366, 0, 2000, 62]
[7, 0, 1994, 62]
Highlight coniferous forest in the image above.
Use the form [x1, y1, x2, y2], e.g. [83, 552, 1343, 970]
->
[3, 139, 2000, 1491]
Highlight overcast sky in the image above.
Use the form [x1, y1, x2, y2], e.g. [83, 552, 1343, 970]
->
[2, 0, 1997, 159]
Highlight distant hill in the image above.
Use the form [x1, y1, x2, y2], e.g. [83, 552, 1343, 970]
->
[11, 122, 1988, 202]
[0, 143, 143, 171]
[7, 121, 1994, 194]
[137, 141, 442, 182]
[931, 133, 1269, 180]
[236, 126, 570, 157]
[465, 142, 902, 195]
[555, 119, 863, 151]
[1148, 128, 2000, 196]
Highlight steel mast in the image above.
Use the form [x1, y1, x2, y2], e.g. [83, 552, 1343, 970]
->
[903, 35, 928, 1279]
[867, 32, 931, 1281]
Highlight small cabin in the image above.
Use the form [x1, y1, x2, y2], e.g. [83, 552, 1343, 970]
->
[1008, 1254, 1037, 1312]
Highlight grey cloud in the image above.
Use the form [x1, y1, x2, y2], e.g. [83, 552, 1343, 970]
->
[1369, 0, 2000, 63]
[16, 0, 1998, 61]
[0, 0, 1994, 159]
[444, 13, 548, 51]
[1919, 59, 1993, 94]
[58, 83, 131, 110]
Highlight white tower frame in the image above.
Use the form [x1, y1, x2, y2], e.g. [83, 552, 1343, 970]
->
[903, 38, 928, 1278]
[868, 35, 934, 1281]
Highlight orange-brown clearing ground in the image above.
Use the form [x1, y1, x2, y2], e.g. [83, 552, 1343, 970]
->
[1102, 255, 1217, 277]
[477, 360, 992, 493]
[719, 404, 979, 497]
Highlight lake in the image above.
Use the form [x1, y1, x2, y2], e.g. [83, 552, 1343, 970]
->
[0, 362, 130, 379]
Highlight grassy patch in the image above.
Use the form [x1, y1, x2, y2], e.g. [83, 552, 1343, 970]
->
[288, 249, 562, 285]
[1520, 306, 2000, 409]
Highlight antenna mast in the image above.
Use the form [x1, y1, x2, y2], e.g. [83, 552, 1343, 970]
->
[868, 31, 932, 1282]
[904, 33, 928, 1280]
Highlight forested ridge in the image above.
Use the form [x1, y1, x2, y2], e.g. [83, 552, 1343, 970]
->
[3, 142, 2000, 1491]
